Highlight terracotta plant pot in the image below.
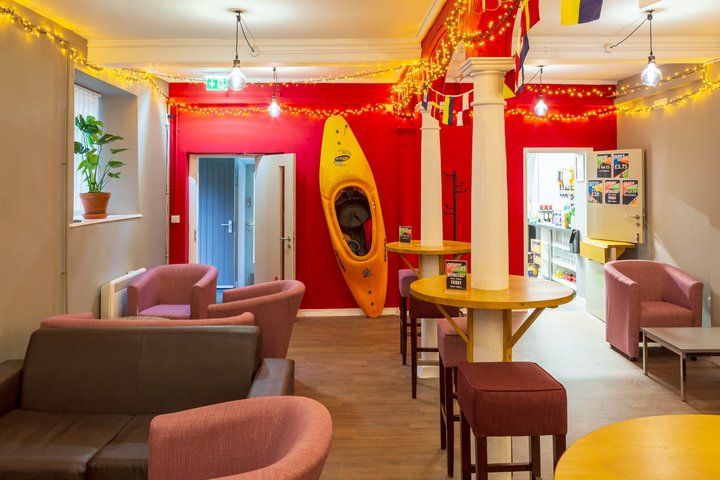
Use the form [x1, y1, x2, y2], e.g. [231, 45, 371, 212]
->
[80, 192, 111, 219]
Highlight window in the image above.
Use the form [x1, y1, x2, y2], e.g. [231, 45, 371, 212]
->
[73, 84, 101, 219]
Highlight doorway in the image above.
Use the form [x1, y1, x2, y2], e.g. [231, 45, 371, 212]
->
[188, 153, 296, 288]
[524, 148, 590, 307]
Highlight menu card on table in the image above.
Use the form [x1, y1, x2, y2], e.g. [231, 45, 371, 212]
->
[399, 226, 412, 243]
[445, 260, 467, 290]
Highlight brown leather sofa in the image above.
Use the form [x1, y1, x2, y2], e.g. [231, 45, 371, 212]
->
[0, 325, 294, 480]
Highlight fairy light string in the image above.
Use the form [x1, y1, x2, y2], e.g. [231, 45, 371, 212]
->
[3, 3, 720, 120]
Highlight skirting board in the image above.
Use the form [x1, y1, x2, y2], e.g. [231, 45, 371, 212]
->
[298, 307, 399, 317]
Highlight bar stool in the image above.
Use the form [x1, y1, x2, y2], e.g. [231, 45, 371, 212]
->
[398, 268, 418, 365]
[437, 316, 468, 477]
[457, 362, 567, 480]
[409, 295, 460, 399]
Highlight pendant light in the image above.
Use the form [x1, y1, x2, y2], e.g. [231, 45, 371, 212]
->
[268, 67, 282, 118]
[534, 66, 548, 117]
[227, 10, 257, 92]
[640, 11, 661, 87]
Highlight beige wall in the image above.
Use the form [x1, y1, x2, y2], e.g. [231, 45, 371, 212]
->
[0, 2, 168, 360]
[617, 64, 720, 325]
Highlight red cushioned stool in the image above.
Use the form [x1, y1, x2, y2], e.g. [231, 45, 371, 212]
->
[398, 268, 418, 365]
[409, 296, 460, 399]
[437, 316, 468, 477]
[457, 361, 567, 480]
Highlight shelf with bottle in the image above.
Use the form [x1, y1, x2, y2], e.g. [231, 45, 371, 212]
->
[552, 265, 577, 290]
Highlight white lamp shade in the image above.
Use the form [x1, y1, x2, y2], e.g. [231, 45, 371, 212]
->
[641, 57, 662, 87]
[228, 65, 247, 91]
[268, 98, 281, 117]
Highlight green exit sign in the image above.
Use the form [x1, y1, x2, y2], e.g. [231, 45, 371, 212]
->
[205, 76, 228, 91]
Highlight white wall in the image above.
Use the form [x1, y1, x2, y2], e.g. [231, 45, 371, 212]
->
[616, 64, 720, 326]
[0, 1, 168, 360]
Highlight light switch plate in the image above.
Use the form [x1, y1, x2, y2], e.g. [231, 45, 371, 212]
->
[170, 215, 181, 223]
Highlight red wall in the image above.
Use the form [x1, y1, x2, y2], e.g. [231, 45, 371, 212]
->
[168, 82, 616, 310]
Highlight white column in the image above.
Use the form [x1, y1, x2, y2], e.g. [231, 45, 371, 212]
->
[416, 104, 444, 377]
[418, 105, 443, 247]
[461, 57, 515, 480]
[460, 57, 514, 291]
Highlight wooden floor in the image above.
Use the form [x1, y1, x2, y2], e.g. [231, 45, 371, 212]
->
[287, 309, 720, 479]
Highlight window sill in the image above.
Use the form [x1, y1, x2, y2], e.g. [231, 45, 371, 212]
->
[69, 214, 143, 228]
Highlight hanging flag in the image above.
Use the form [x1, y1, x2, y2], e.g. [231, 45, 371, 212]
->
[456, 111, 464, 127]
[513, 0, 539, 94]
[503, 70, 517, 99]
[442, 96, 455, 126]
[520, 0, 540, 36]
[561, 0, 603, 26]
[462, 92, 470, 112]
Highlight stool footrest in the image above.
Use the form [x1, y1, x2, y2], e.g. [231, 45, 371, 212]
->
[487, 462, 532, 473]
[416, 359, 439, 367]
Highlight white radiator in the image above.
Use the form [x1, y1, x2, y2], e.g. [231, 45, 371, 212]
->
[100, 268, 147, 318]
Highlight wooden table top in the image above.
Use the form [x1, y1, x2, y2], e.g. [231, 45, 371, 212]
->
[555, 415, 720, 479]
[410, 274, 575, 310]
[385, 240, 471, 256]
[642, 327, 720, 353]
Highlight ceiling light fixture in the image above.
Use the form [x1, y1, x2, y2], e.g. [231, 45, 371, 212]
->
[268, 67, 281, 118]
[534, 66, 548, 117]
[227, 9, 257, 92]
[640, 11, 662, 87]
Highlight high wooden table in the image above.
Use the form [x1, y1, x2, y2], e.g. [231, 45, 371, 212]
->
[410, 274, 575, 361]
[385, 240, 471, 277]
[555, 415, 720, 479]
[386, 240, 471, 378]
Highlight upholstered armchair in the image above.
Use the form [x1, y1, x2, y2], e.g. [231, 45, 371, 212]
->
[604, 260, 703, 359]
[207, 280, 305, 358]
[126, 264, 218, 319]
[148, 396, 332, 480]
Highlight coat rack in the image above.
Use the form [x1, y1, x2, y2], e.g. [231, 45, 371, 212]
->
[443, 171, 468, 240]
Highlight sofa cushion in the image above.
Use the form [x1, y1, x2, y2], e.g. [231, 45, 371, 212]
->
[0, 410, 131, 480]
[139, 304, 191, 319]
[641, 301, 695, 327]
[21, 327, 262, 414]
[88, 415, 154, 480]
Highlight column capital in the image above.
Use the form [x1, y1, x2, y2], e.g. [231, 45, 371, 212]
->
[460, 57, 515, 77]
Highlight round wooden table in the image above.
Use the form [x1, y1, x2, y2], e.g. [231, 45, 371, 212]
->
[410, 274, 574, 361]
[386, 240, 471, 277]
[555, 415, 720, 479]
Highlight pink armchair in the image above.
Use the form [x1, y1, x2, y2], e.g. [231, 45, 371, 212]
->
[604, 260, 703, 359]
[207, 280, 305, 358]
[126, 264, 218, 319]
[148, 396, 332, 480]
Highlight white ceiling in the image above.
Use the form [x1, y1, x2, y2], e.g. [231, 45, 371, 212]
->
[15, 0, 720, 85]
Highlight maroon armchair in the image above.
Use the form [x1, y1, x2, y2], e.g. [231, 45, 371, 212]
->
[604, 260, 703, 359]
[127, 264, 218, 319]
[148, 396, 332, 480]
[207, 280, 305, 358]
[41, 312, 254, 328]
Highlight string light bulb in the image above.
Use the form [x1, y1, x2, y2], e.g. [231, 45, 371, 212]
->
[227, 9, 257, 91]
[268, 67, 281, 117]
[640, 11, 661, 87]
[534, 66, 548, 116]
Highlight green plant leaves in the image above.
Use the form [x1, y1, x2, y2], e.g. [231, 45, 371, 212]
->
[74, 114, 129, 192]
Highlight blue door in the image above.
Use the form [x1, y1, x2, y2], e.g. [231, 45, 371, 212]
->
[199, 157, 236, 288]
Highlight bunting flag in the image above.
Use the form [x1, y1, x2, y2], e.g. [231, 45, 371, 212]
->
[561, 0, 603, 26]
[503, 70, 517, 99]
[442, 96, 455, 125]
[514, 0, 540, 93]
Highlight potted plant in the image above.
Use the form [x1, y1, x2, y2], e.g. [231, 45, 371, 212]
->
[74, 114, 128, 219]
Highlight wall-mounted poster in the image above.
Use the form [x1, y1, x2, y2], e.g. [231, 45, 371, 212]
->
[588, 180, 603, 204]
[605, 180, 621, 205]
[613, 152, 630, 178]
[596, 154, 612, 178]
[622, 180, 639, 206]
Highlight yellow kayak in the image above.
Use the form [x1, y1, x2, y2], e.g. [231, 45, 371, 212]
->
[319, 115, 387, 318]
